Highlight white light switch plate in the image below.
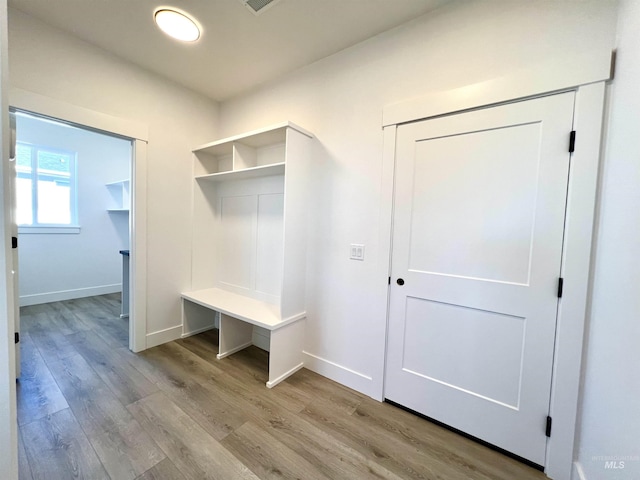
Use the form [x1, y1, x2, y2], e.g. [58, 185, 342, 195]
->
[350, 244, 365, 261]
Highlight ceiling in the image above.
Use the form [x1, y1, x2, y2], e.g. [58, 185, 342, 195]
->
[8, 0, 448, 102]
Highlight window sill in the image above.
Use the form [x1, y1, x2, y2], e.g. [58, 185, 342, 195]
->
[18, 225, 81, 235]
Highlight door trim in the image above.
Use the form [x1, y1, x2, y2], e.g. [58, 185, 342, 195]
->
[9, 88, 149, 353]
[379, 51, 612, 479]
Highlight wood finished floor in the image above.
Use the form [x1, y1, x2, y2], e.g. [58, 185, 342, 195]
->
[17, 294, 548, 480]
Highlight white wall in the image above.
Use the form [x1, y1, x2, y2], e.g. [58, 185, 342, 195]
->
[218, 0, 618, 398]
[8, 8, 219, 336]
[574, 0, 640, 478]
[16, 114, 130, 305]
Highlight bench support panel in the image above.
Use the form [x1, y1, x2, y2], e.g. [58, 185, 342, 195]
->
[217, 313, 253, 359]
[267, 319, 306, 388]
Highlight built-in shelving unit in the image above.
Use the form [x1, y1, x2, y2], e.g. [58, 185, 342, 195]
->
[182, 122, 313, 388]
[106, 179, 130, 213]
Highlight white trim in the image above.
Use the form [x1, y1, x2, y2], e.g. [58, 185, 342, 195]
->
[130, 139, 147, 352]
[380, 52, 612, 479]
[545, 82, 606, 480]
[146, 325, 182, 349]
[216, 341, 252, 359]
[375, 125, 398, 402]
[18, 225, 80, 234]
[19, 283, 121, 306]
[266, 362, 304, 389]
[383, 49, 613, 127]
[10, 88, 148, 141]
[0, 1, 19, 476]
[303, 351, 376, 398]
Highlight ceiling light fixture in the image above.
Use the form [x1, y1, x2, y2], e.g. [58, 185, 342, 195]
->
[154, 8, 201, 42]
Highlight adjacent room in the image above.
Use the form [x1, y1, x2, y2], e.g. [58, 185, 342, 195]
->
[0, 1, 637, 480]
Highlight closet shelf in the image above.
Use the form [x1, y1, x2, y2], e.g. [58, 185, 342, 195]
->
[195, 162, 285, 183]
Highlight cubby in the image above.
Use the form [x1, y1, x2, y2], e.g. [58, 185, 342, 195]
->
[106, 179, 130, 212]
[182, 122, 313, 387]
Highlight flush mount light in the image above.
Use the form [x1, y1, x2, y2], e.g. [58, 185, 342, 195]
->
[154, 8, 201, 42]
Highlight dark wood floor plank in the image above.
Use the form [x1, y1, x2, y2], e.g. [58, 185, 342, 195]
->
[67, 329, 158, 406]
[90, 293, 123, 316]
[178, 334, 314, 413]
[284, 365, 366, 415]
[17, 332, 69, 426]
[302, 397, 471, 480]
[196, 368, 404, 480]
[46, 352, 165, 479]
[75, 309, 129, 349]
[21, 408, 109, 480]
[128, 391, 260, 480]
[353, 398, 547, 480]
[221, 421, 331, 480]
[44, 301, 94, 334]
[27, 312, 77, 363]
[136, 458, 188, 480]
[18, 295, 548, 480]
[18, 427, 33, 480]
[122, 342, 247, 441]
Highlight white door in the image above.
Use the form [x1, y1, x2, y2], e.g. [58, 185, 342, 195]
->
[385, 92, 575, 465]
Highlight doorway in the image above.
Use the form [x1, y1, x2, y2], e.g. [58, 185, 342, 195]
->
[8, 90, 148, 358]
[13, 110, 132, 310]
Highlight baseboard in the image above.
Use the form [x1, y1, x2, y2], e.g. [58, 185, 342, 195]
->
[266, 362, 304, 389]
[217, 341, 252, 359]
[20, 284, 121, 306]
[146, 325, 182, 348]
[181, 325, 216, 338]
[573, 461, 588, 480]
[302, 351, 376, 398]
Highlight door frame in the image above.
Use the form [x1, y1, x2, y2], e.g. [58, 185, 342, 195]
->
[378, 49, 613, 479]
[9, 87, 149, 353]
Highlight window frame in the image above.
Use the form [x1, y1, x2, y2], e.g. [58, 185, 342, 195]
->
[15, 141, 80, 234]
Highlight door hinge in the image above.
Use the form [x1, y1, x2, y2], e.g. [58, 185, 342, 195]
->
[15, 332, 19, 344]
[388, 276, 391, 285]
[557, 277, 564, 298]
[546, 416, 552, 437]
[11, 236, 17, 249]
[569, 131, 576, 153]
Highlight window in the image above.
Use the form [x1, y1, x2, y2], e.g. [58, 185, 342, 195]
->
[16, 142, 78, 229]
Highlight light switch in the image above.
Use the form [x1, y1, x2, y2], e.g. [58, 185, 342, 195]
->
[350, 244, 365, 261]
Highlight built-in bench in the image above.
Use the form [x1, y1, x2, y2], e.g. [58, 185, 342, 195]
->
[181, 288, 306, 388]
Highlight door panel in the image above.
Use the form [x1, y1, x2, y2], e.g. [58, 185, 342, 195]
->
[402, 297, 525, 408]
[385, 92, 575, 465]
[408, 123, 540, 284]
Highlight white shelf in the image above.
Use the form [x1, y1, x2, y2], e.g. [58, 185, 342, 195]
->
[106, 179, 131, 211]
[185, 121, 312, 388]
[195, 162, 285, 183]
[181, 287, 303, 331]
[192, 121, 313, 155]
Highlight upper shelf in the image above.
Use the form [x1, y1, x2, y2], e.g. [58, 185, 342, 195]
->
[192, 121, 313, 157]
[196, 162, 285, 183]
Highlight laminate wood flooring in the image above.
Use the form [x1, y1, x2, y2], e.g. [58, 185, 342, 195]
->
[17, 295, 548, 480]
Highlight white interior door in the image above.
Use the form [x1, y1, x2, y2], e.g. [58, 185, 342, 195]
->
[385, 92, 575, 465]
